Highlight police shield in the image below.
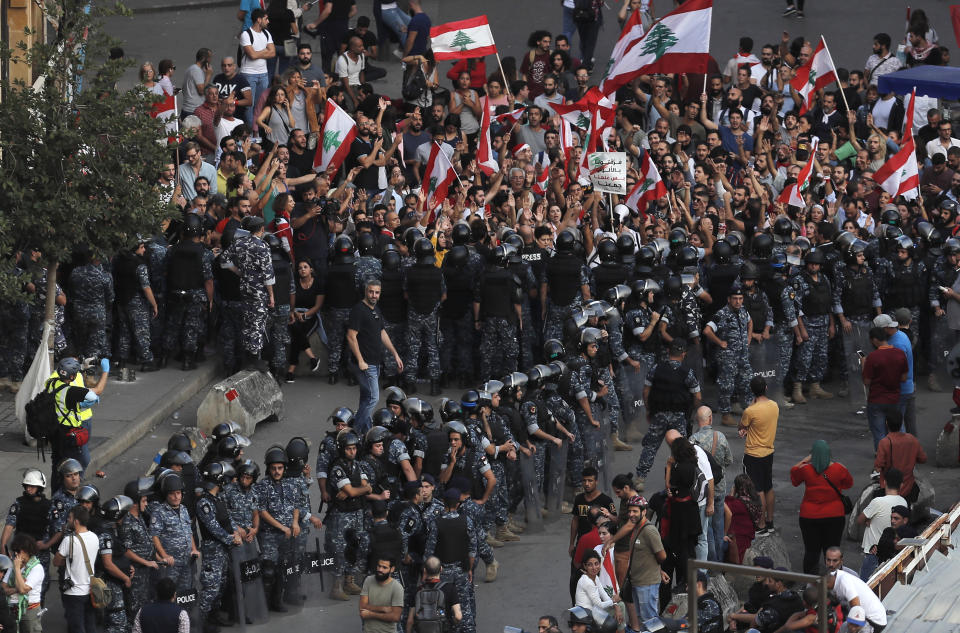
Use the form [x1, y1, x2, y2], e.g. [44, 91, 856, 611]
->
[281, 533, 305, 607]
[544, 436, 569, 513]
[228, 546, 247, 631]
[749, 339, 779, 394]
[234, 540, 269, 624]
[304, 536, 332, 595]
[623, 360, 649, 433]
[518, 451, 544, 533]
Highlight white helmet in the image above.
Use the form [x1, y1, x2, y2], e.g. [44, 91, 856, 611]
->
[22, 469, 47, 489]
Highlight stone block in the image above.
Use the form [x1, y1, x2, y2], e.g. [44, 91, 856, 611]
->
[731, 533, 791, 596]
[666, 572, 740, 621]
[935, 415, 960, 467]
[196, 370, 283, 437]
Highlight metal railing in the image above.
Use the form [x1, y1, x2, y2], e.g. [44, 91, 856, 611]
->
[685, 560, 830, 633]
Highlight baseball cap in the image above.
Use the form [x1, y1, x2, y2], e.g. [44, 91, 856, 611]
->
[443, 488, 461, 502]
[753, 556, 774, 569]
[894, 307, 912, 326]
[846, 606, 867, 627]
[872, 314, 896, 329]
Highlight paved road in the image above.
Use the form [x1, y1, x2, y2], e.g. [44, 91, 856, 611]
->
[85, 367, 959, 633]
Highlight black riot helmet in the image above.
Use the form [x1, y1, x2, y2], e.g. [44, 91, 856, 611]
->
[944, 238, 960, 256]
[460, 389, 480, 411]
[403, 227, 424, 252]
[555, 230, 576, 253]
[725, 231, 745, 255]
[664, 274, 683, 299]
[526, 364, 552, 389]
[285, 437, 310, 471]
[880, 206, 902, 228]
[101, 495, 134, 521]
[371, 407, 399, 430]
[211, 421, 242, 443]
[167, 432, 193, 453]
[384, 386, 407, 408]
[451, 222, 472, 246]
[444, 245, 469, 268]
[439, 398, 463, 422]
[159, 472, 184, 495]
[713, 240, 733, 264]
[893, 234, 914, 256]
[444, 421, 470, 446]
[563, 308, 591, 341]
[492, 244, 513, 266]
[674, 245, 699, 271]
[77, 484, 100, 504]
[635, 245, 657, 273]
[336, 429, 360, 455]
[845, 239, 868, 265]
[382, 248, 401, 271]
[615, 234, 636, 264]
[404, 398, 434, 425]
[833, 230, 857, 255]
[357, 231, 377, 256]
[503, 233, 524, 253]
[332, 235, 355, 263]
[579, 327, 603, 350]
[123, 477, 154, 502]
[160, 450, 192, 468]
[772, 215, 794, 242]
[183, 213, 204, 237]
[751, 233, 774, 258]
[236, 459, 261, 482]
[201, 462, 235, 488]
[328, 406, 356, 428]
[804, 248, 825, 266]
[264, 445, 288, 465]
[668, 227, 688, 250]
[216, 435, 243, 459]
[740, 260, 760, 280]
[605, 284, 631, 305]
[414, 238, 436, 264]
[597, 237, 617, 263]
[364, 426, 392, 449]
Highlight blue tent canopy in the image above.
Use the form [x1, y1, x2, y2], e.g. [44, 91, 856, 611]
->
[878, 65, 960, 99]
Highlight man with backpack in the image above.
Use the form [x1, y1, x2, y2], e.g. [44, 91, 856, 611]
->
[406, 556, 460, 633]
[690, 406, 732, 563]
[32, 356, 109, 491]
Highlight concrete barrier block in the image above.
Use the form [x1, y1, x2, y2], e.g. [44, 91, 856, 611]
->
[196, 370, 283, 437]
[663, 573, 739, 621]
[731, 533, 791, 596]
[935, 416, 960, 467]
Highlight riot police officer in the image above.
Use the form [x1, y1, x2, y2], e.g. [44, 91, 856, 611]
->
[403, 239, 446, 395]
[704, 284, 753, 425]
[881, 235, 927, 344]
[323, 236, 359, 384]
[113, 237, 160, 374]
[253, 446, 302, 611]
[196, 462, 241, 632]
[793, 249, 835, 401]
[440, 245, 476, 388]
[424, 487, 477, 633]
[379, 247, 407, 384]
[505, 233, 540, 371]
[833, 239, 882, 412]
[316, 407, 354, 504]
[221, 216, 275, 372]
[98, 495, 135, 633]
[325, 430, 371, 601]
[150, 473, 198, 595]
[543, 230, 591, 342]
[120, 477, 158, 621]
[264, 234, 296, 381]
[162, 213, 214, 370]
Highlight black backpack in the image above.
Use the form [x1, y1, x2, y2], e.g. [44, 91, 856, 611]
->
[25, 378, 67, 461]
[402, 64, 427, 102]
[236, 28, 253, 69]
[703, 431, 724, 486]
[413, 582, 449, 633]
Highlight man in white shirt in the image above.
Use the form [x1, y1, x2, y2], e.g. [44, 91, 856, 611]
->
[925, 120, 960, 161]
[335, 35, 366, 110]
[54, 505, 100, 633]
[856, 468, 906, 581]
[828, 570, 887, 631]
[239, 9, 275, 126]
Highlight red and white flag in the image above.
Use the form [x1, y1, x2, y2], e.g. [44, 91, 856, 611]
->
[150, 93, 179, 138]
[875, 87, 920, 200]
[532, 155, 551, 196]
[777, 138, 820, 207]
[494, 106, 526, 126]
[554, 87, 614, 130]
[578, 108, 615, 185]
[601, 7, 645, 85]
[313, 98, 357, 173]
[430, 16, 497, 61]
[423, 142, 457, 211]
[602, 0, 712, 98]
[559, 118, 575, 160]
[477, 96, 499, 176]
[790, 36, 839, 115]
[624, 152, 667, 216]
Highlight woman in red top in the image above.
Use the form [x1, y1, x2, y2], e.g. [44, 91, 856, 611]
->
[790, 440, 854, 574]
[723, 474, 763, 563]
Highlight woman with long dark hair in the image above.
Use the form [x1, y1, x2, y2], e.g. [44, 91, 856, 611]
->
[286, 260, 324, 382]
[723, 474, 762, 563]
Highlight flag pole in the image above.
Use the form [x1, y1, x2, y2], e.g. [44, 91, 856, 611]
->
[819, 36, 850, 113]
[435, 141, 464, 189]
[495, 51, 513, 100]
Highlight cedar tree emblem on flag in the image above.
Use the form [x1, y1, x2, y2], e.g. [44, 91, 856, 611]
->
[640, 23, 678, 61]
[323, 130, 341, 152]
[450, 31, 475, 51]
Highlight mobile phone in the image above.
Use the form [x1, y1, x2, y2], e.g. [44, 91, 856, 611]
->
[940, 286, 950, 293]
[856, 350, 865, 359]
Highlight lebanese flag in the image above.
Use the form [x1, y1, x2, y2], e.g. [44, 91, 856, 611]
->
[423, 142, 457, 210]
[495, 106, 526, 126]
[313, 98, 357, 173]
[625, 152, 667, 216]
[554, 87, 615, 130]
[790, 36, 838, 115]
[532, 155, 551, 195]
[875, 87, 919, 200]
[577, 108, 611, 185]
[601, 0, 712, 98]
[559, 118, 575, 160]
[601, 7, 645, 84]
[150, 93, 179, 138]
[430, 16, 497, 61]
[777, 138, 819, 207]
[477, 96, 499, 176]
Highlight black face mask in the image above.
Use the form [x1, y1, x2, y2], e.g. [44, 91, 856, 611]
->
[375, 571, 391, 582]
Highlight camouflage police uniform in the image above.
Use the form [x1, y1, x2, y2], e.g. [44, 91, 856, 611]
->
[440, 256, 476, 383]
[382, 437, 414, 508]
[266, 255, 296, 374]
[379, 261, 407, 380]
[214, 250, 245, 373]
[315, 433, 339, 487]
[395, 499, 425, 616]
[483, 409, 516, 528]
[765, 273, 801, 398]
[882, 257, 928, 343]
[929, 257, 960, 376]
[793, 270, 833, 385]
[28, 268, 67, 354]
[163, 243, 214, 356]
[196, 490, 235, 621]
[419, 497, 444, 529]
[541, 382, 581, 487]
[521, 397, 548, 492]
[114, 251, 155, 365]
[97, 524, 128, 633]
[253, 475, 301, 569]
[707, 303, 753, 415]
[568, 357, 605, 474]
[222, 481, 260, 531]
[224, 233, 275, 357]
[832, 263, 881, 408]
[598, 327, 625, 434]
[149, 501, 195, 592]
[69, 262, 115, 359]
[458, 497, 495, 568]
[635, 359, 700, 479]
[623, 305, 660, 422]
[543, 255, 590, 343]
[325, 455, 369, 579]
[509, 258, 539, 370]
[476, 265, 523, 380]
[145, 237, 169, 357]
[354, 255, 382, 287]
[403, 261, 446, 383]
[424, 509, 477, 633]
[121, 510, 156, 619]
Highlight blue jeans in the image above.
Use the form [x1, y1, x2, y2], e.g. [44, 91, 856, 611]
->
[242, 71, 270, 127]
[350, 362, 379, 436]
[866, 402, 899, 450]
[898, 390, 916, 436]
[859, 552, 879, 581]
[63, 593, 97, 633]
[706, 497, 725, 561]
[696, 503, 709, 563]
[632, 583, 659, 621]
[561, 6, 577, 42]
[380, 7, 411, 42]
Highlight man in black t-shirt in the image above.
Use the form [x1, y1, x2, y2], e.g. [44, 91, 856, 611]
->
[347, 116, 386, 194]
[405, 556, 461, 633]
[569, 466, 617, 551]
[347, 278, 403, 434]
[211, 58, 252, 123]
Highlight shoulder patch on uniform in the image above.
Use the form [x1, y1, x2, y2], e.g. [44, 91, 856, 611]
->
[789, 291, 796, 300]
[201, 503, 212, 514]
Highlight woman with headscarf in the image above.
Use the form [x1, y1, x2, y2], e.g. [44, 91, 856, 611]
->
[790, 440, 854, 574]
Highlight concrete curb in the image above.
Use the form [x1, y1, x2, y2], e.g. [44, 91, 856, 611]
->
[87, 362, 219, 472]
[132, 0, 233, 15]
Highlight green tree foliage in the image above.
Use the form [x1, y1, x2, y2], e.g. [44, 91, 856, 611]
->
[0, 0, 174, 308]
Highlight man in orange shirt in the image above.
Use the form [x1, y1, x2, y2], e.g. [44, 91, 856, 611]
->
[738, 376, 778, 535]
[874, 412, 927, 503]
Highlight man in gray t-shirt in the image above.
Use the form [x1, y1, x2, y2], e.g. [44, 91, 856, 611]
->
[359, 558, 404, 633]
[181, 48, 213, 116]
